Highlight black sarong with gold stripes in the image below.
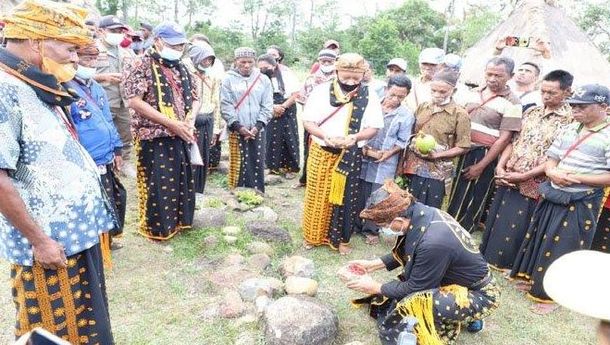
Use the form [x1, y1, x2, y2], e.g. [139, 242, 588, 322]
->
[11, 244, 113, 344]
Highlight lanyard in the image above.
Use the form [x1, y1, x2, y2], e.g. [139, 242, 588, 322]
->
[561, 123, 609, 160]
[53, 106, 79, 140]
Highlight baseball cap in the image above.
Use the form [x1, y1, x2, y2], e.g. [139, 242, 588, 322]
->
[98, 15, 127, 30]
[153, 22, 188, 45]
[140, 21, 153, 31]
[386, 58, 407, 72]
[324, 39, 340, 49]
[567, 84, 610, 105]
[443, 53, 463, 71]
[419, 47, 445, 65]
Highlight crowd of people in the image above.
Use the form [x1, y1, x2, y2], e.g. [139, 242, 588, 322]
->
[0, 0, 609, 344]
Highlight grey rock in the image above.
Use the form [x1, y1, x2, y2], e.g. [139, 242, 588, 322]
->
[246, 241, 274, 256]
[281, 256, 315, 278]
[244, 206, 279, 223]
[238, 278, 274, 302]
[222, 226, 241, 235]
[285, 276, 318, 296]
[265, 174, 283, 186]
[202, 235, 219, 248]
[255, 295, 273, 315]
[248, 253, 271, 271]
[192, 207, 227, 229]
[223, 254, 245, 267]
[246, 221, 292, 243]
[224, 235, 238, 244]
[218, 290, 245, 319]
[264, 296, 338, 345]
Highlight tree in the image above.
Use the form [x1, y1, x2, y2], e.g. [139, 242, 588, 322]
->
[577, 0, 610, 62]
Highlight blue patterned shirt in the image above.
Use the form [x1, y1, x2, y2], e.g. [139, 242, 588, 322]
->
[361, 104, 415, 184]
[0, 72, 116, 266]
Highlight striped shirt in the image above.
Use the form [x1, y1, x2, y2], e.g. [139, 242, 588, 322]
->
[461, 86, 522, 147]
[546, 120, 610, 192]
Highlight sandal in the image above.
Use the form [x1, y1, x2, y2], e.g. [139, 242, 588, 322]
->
[339, 243, 353, 255]
[515, 281, 532, 292]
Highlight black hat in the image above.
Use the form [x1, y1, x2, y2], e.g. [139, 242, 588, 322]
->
[567, 84, 610, 105]
[140, 21, 153, 31]
[98, 15, 127, 30]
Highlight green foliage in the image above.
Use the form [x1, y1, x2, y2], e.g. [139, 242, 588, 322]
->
[577, 0, 610, 62]
[188, 21, 247, 66]
[96, 0, 120, 15]
[452, 7, 502, 54]
[235, 190, 264, 206]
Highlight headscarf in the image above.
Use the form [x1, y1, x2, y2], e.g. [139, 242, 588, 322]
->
[188, 42, 216, 66]
[234, 47, 256, 59]
[76, 43, 100, 57]
[360, 180, 414, 225]
[335, 53, 367, 73]
[1, 0, 91, 46]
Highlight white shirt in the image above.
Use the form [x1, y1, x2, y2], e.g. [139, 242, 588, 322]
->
[302, 82, 384, 148]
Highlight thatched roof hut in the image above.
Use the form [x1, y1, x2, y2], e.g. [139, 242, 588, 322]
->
[1, 0, 99, 19]
[460, 0, 610, 87]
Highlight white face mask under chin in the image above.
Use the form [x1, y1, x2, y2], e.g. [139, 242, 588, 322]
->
[320, 65, 335, 74]
[105, 33, 124, 46]
[75, 65, 97, 80]
[159, 47, 183, 61]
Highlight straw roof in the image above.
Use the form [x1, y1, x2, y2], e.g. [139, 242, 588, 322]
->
[460, 0, 610, 87]
[1, 0, 99, 18]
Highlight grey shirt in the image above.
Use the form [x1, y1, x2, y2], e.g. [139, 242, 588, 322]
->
[220, 69, 273, 129]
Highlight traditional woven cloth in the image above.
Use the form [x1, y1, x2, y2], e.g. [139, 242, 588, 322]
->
[2, 0, 91, 46]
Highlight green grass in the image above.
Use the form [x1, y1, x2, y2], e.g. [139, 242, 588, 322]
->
[0, 164, 598, 345]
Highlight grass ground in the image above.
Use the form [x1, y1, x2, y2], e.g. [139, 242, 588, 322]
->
[0, 171, 598, 345]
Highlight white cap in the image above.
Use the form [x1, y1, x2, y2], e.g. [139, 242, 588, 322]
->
[419, 47, 445, 65]
[443, 53, 462, 70]
[386, 58, 407, 72]
[543, 250, 610, 321]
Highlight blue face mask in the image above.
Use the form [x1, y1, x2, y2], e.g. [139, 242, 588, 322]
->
[159, 46, 183, 61]
[75, 65, 97, 80]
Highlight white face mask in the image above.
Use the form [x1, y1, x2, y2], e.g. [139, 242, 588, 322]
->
[75, 65, 97, 80]
[159, 47, 183, 61]
[320, 64, 335, 74]
[105, 32, 124, 46]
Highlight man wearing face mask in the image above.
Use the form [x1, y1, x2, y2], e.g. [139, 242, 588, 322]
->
[258, 53, 300, 179]
[221, 47, 273, 193]
[123, 22, 198, 241]
[0, 1, 117, 342]
[188, 41, 222, 194]
[96, 15, 137, 177]
[294, 48, 338, 189]
[67, 43, 127, 251]
[402, 68, 471, 209]
[301, 53, 384, 255]
[404, 47, 445, 112]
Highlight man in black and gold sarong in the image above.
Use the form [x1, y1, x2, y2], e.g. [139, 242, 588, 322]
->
[510, 84, 610, 314]
[301, 53, 383, 255]
[123, 22, 198, 241]
[1, 1, 116, 342]
[348, 181, 499, 345]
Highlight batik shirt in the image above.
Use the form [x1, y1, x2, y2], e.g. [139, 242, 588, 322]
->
[0, 72, 116, 266]
[296, 69, 335, 105]
[505, 103, 573, 198]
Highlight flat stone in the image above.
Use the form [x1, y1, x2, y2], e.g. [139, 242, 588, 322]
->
[208, 269, 258, 289]
[285, 276, 318, 297]
[244, 206, 279, 223]
[222, 226, 241, 235]
[218, 290, 245, 319]
[248, 253, 271, 271]
[202, 235, 219, 248]
[192, 207, 227, 229]
[224, 254, 245, 267]
[265, 174, 283, 186]
[224, 235, 238, 244]
[264, 296, 338, 345]
[246, 221, 292, 244]
[238, 277, 274, 302]
[281, 256, 315, 278]
[246, 241, 274, 256]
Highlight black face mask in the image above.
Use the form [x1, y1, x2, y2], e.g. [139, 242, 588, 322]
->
[338, 80, 359, 93]
[261, 68, 274, 79]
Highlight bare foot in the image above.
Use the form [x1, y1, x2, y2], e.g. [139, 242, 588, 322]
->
[530, 303, 558, 315]
[365, 235, 380, 245]
[339, 243, 353, 255]
[515, 281, 532, 292]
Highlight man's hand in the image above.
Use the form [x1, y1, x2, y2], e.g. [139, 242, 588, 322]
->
[348, 259, 384, 273]
[346, 275, 382, 295]
[495, 36, 507, 51]
[113, 155, 123, 173]
[95, 73, 122, 85]
[531, 37, 551, 59]
[250, 126, 259, 138]
[32, 238, 67, 270]
[375, 150, 394, 163]
[463, 163, 485, 180]
[324, 136, 339, 148]
[238, 126, 255, 140]
[547, 169, 580, 187]
[167, 120, 195, 143]
[210, 133, 220, 146]
[502, 171, 528, 183]
[272, 105, 285, 118]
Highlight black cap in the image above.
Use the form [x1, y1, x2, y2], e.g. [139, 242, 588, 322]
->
[140, 22, 153, 31]
[98, 15, 127, 30]
[567, 84, 610, 105]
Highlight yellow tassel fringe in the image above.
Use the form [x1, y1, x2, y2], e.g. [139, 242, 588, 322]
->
[396, 291, 444, 345]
